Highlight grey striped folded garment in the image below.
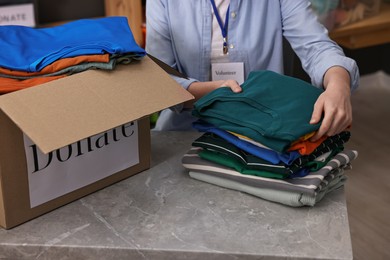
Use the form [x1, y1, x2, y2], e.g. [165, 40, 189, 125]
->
[182, 148, 358, 207]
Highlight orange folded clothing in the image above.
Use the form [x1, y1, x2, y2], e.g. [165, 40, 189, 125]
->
[0, 54, 110, 77]
[288, 135, 327, 155]
[0, 75, 65, 94]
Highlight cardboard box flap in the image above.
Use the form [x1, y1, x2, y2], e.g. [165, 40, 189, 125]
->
[0, 56, 194, 154]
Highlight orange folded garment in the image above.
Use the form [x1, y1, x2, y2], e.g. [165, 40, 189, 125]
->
[0, 54, 111, 95]
[288, 135, 327, 155]
[0, 75, 65, 94]
[0, 54, 110, 76]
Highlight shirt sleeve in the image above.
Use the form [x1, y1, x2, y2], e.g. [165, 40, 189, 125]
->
[280, 0, 359, 91]
[145, 0, 198, 90]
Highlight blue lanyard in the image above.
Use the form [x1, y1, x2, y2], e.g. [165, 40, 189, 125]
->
[210, 0, 230, 54]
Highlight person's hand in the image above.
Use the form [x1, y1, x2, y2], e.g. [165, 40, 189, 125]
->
[184, 79, 241, 108]
[217, 79, 242, 93]
[310, 66, 352, 141]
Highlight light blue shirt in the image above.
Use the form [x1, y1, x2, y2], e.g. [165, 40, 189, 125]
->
[146, 0, 359, 131]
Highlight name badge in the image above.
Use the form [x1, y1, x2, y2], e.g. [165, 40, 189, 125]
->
[211, 62, 244, 84]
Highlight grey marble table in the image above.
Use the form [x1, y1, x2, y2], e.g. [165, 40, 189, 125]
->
[0, 131, 353, 260]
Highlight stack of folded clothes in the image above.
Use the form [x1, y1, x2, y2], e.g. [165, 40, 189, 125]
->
[0, 16, 146, 94]
[182, 70, 358, 207]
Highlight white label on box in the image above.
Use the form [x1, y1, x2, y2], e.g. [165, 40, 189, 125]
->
[24, 121, 139, 208]
[0, 3, 35, 27]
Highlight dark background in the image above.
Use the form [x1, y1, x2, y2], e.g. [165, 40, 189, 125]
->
[35, 0, 105, 25]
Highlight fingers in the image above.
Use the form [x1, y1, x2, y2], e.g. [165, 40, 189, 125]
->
[328, 106, 352, 136]
[310, 97, 324, 125]
[310, 95, 352, 142]
[310, 97, 326, 141]
[311, 106, 334, 142]
[220, 79, 242, 93]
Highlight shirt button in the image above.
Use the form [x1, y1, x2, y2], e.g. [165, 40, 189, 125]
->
[231, 12, 236, 18]
[229, 44, 234, 49]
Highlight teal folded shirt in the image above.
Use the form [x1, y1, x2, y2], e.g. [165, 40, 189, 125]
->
[192, 70, 324, 153]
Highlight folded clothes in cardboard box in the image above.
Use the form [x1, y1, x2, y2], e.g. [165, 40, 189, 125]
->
[0, 56, 193, 229]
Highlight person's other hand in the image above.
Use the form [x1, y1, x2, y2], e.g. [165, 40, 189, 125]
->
[310, 66, 352, 141]
[185, 79, 242, 108]
[217, 79, 242, 93]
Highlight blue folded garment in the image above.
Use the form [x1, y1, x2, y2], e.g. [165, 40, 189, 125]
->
[192, 120, 301, 165]
[0, 16, 146, 72]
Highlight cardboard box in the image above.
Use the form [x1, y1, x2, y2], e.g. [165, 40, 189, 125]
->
[0, 56, 193, 229]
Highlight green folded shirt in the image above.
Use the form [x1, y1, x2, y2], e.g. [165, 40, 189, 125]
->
[193, 70, 324, 153]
